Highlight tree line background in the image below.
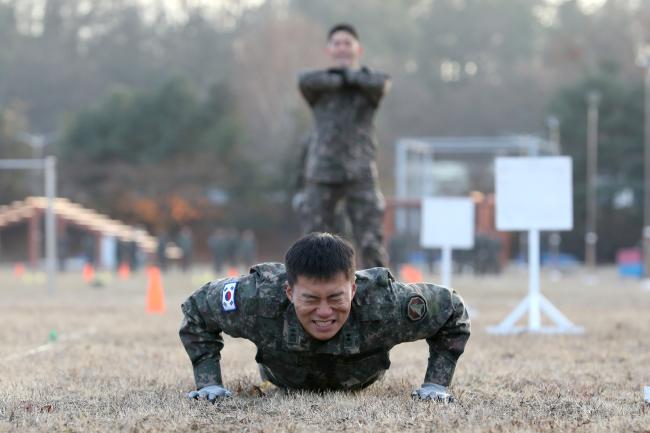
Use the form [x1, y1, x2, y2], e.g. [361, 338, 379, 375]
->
[1, 0, 650, 261]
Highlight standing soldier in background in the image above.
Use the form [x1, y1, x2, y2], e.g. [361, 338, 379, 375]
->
[225, 229, 240, 269]
[178, 226, 194, 273]
[155, 230, 169, 271]
[209, 228, 228, 274]
[293, 132, 351, 239]
[239, 230, 257, 267]
[297, 23, 390, 268]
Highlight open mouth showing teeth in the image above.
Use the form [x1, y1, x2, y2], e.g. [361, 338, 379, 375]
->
[313, 320, 335, 329]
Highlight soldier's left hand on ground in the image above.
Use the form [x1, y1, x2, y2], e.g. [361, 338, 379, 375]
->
[411, 383, 454, 403]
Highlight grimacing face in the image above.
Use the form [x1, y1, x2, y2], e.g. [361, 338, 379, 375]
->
[326, 30, 362, 69]
[285, 272, 357, 340]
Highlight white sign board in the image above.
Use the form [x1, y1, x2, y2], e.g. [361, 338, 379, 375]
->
[420, 197, 475, 249]
[496, 157, 573, 231]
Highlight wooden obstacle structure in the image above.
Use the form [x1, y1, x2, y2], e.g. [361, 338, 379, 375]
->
[0, 196, 157, 267]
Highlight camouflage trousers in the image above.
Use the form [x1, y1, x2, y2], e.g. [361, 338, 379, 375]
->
[300, 179, 388, 268]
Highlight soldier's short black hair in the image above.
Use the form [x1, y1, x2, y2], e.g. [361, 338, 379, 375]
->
[285, 232, 356, 285]
[327, 23, 359, 41]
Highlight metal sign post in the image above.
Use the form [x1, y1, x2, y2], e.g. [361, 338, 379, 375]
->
[488, 157, 582, 334]
[488, 228, 581, 334]
[420, 197, 475, 288]
[44, 157, 57, 294]
[440, 245, 452, 288]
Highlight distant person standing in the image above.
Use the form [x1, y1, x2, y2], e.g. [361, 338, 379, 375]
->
[298, 23, 390, 268]
[225, 229, 240, 268]
[178, 226, 194, 273]
[82, 235, 96, 267]
[57, 231, 68, 271]
[239, 229, 257, 266]
[156, 230, 169, 271]
[208, 229, 227, 274]
[127, 227, 144, 271]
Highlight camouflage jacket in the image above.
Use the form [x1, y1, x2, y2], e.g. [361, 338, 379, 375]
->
[298, 67, 390, 183]
[179, 263, 470, 391]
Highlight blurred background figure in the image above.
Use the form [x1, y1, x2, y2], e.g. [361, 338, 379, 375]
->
[208, 228, 228, 274]
[57, 231, 68, 272]
[177, 226, 194, 273]
[388, 233, 410, 272]
[239, 229, 257, 267]
[473, 235, 503, 276]
[155, 230, 169, 272]
[225, 229, 240, 270]
[127, 228, 143, 272]
[82, 235, 96, 268]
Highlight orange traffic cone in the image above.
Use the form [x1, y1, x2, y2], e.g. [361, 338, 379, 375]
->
[146, 266, 166, 314]
[227, 267, 239, 278]
[14, 262, 25, 279]
[400, 264, 423, 283]
[83, 263, 95, 283]
[118, 262, 130, 279]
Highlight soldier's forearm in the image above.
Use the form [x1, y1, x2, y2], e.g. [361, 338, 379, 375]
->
[299, 71, 344, 98]
[192, 357, 224, 389]
[342, 70, 389, 106]
[423, 349, 458, 386]
[344, 70, 389, 99]
[180, 291, 227, 389]
[345, 70, 385, 89]
[422, 289, 470, 386]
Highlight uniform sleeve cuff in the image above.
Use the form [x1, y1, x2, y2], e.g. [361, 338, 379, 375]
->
[193, 358, 223, 389]
[424, 351, 457, 387]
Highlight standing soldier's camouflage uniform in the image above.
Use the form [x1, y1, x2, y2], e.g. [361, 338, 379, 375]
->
[298, 68, 390, 268]
[180, 263, 470, 392]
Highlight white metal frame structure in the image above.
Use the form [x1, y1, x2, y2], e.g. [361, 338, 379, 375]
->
[394, 135, 558, 234]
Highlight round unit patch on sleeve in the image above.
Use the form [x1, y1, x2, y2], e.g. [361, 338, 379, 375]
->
[406, 295, 427, 322]
[222, 281, 237, 312]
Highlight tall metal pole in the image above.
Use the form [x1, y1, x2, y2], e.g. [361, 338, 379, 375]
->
[585, 91, 601, 270]
[644, 67, 650, 278]
[395, 140, 407, 232]
[547, 116, 562, 270]
[44, 156, 57, 294]
[441, 245, 452, 288]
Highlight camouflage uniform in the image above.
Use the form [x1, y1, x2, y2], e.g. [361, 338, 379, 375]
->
[179, 263, 470, 392]
[298, 67, 390, 268]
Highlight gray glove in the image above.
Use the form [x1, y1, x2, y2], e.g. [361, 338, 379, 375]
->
[411, 383, 454, 403]
[188, 384, 232, 403]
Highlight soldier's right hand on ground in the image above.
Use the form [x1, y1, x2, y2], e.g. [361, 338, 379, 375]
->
[411, 383, 454, 403]
[187, 384, 232, 403]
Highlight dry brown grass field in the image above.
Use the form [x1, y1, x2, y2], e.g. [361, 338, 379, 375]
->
[0, 265, 649, 433]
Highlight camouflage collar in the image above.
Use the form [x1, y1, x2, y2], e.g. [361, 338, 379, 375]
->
[284, 305, 311, 351]
[283, 305, 361, 355]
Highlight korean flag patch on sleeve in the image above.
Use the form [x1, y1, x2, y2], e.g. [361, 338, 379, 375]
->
[222, 281, 237, 312]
